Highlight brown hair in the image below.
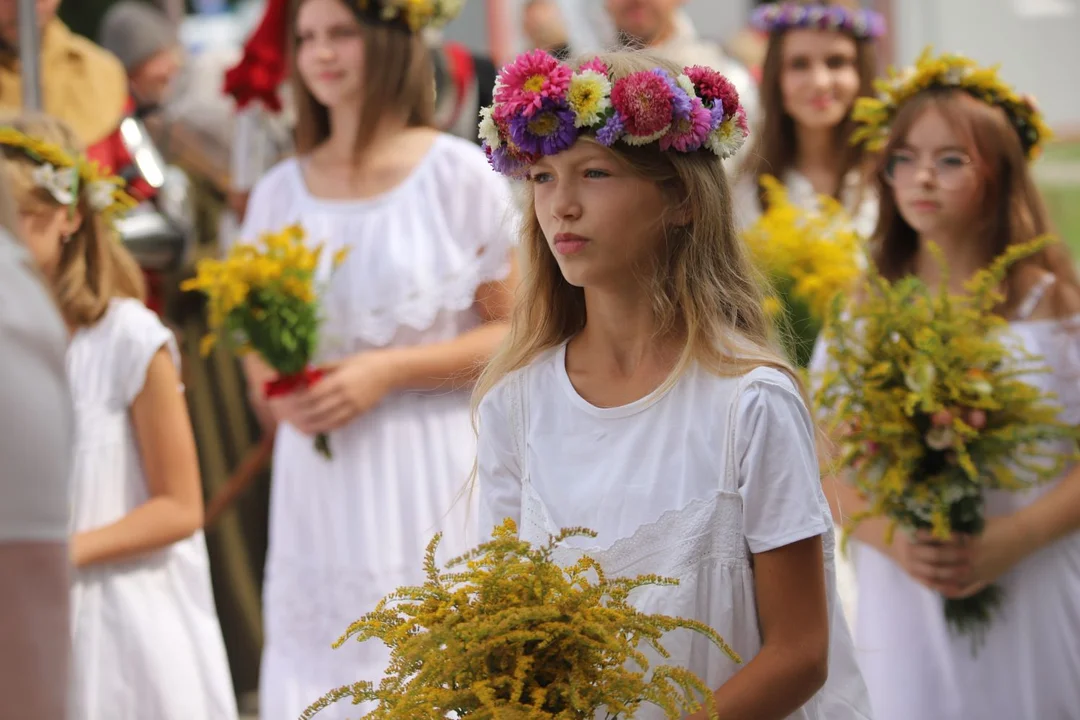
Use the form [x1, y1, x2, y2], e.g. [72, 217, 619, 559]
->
[741, 0, 877, 211]
[472, 51, 801, 418]
[872, 89, 1080, 316]
[0, 113, 145, 327]
[291, 0, 436, 156]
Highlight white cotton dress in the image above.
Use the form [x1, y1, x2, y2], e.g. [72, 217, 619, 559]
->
[67, 298, 237, 720]
[477, 349, 872, 719]
[239, 134, 517, 720]
[811, 276, 1080, 720]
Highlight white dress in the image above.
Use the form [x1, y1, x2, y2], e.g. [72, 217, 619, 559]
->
[733, 168, 879, 239]
[67, 298, 237, 720]
[239, 134, 517, 720]
[813, 279, 1080, 720]
[477, 348, 872, 719]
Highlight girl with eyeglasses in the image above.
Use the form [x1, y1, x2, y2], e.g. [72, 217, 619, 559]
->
[813, 53, 1080, 720]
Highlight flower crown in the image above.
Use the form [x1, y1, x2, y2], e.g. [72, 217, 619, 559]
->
[351, 0, 464, 32]
[851, 48, 1052, 160]
[0, 127, 137, 219]
[478, 51, 750, 178]
[750, 2, 886, 40]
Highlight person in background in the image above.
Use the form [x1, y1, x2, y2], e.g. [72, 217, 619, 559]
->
[734, 0, 882, 237]
[94, 0, 183, 207]
[99, 0, 184, 118]
[0, 0, 128, 156]
[523, 0, 570, 60]
[238, 1, 518, 716]
[0, 161, 74, 720]
[811, 52, 1080, 720]
[96, 0, 190, 318]
[429, 33, 498, 146]
[1, 112, 237, 720]
[603, 0, 759, 136]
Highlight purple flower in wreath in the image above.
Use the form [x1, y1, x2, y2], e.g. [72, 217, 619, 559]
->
[484, 142, 533, 178]
[595, 113, 625, 146]
[651, 68, 691, 120]
[509, 101, 578, 156]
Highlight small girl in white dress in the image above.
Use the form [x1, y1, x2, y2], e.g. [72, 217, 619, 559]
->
[0, 114, 237, 720]
[474, 50, 871, 719]
[811, 53, 1080, 720]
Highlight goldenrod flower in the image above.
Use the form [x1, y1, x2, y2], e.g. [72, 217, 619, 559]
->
[742, 175, 864, 366]
[303, 520, 739, 719]
[814, 235, 1078, 643]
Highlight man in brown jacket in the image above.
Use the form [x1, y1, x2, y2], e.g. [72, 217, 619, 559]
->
[0, 0, 128, 149]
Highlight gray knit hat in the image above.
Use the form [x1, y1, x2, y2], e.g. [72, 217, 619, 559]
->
[99, 1, 178, 72]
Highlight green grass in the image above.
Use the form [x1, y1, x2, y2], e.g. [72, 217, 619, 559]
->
[1038, 140, 1080, 257]
[1043, 184, 1080, 258]
[1043, 141, 1080, 164]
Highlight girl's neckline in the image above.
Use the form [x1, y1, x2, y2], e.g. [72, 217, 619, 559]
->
[553, 342, 678, 419]
[290, 133, 447, 210]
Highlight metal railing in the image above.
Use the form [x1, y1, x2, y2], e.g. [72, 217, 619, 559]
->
[18, 0, 40, 110]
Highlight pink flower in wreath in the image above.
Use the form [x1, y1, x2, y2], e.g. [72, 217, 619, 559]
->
[578, 57, 610, 75]
[685, 65, 741, 115]
[494, 49, 573, 118]
[610, 70, 675, 139]
[660, 97, 712, 152]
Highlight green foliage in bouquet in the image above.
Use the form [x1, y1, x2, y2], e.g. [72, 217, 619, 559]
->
[302, 520, 741, 719]
[815, 235, 1078, 647]
[181, 224, 347, 458]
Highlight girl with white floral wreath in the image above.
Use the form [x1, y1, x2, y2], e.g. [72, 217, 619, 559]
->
[0, 113, 237, 719]
[474, 49, 871, 719]
[235, 0, 518, 716]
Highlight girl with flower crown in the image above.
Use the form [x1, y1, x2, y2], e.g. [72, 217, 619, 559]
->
[811, 51, 1080, 720]
[732, 0, 885, 627]
[0, 113, 237, 719]
[474, 50, 871, 719]
[734, 0, 883, 237]
[234, 0, 518, 717]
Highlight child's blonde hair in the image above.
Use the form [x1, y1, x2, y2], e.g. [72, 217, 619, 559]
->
[472, 50, 799, 411]
[0, 113, 145, 327]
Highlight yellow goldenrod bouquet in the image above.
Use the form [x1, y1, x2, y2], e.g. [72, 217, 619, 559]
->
[303, 520, 741, 719]
[743, 175, 864, 367]
[815, 236, 1077, 646]
[181, 224, 346, 458]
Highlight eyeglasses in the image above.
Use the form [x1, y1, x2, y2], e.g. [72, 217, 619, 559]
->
[883, 150, 974, 190]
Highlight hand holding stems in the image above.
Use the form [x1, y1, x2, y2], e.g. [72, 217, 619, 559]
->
[894, 515, 1035, 599]
[266, 351, 401, 436]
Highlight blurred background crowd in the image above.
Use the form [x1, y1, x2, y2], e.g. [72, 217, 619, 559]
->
[1, 0, 1076, 715]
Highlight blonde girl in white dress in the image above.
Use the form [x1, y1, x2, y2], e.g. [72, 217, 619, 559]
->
[0, 114, 237, 719]
[812, 54, 1080, 720]
[474, 50, 871, 720]
[733, 1, 884, 237]
[236, 1, 518, 717]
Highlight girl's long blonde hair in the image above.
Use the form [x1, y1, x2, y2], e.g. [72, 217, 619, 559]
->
[472, 51, 800, 415]
[0, 113, 145, 327]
